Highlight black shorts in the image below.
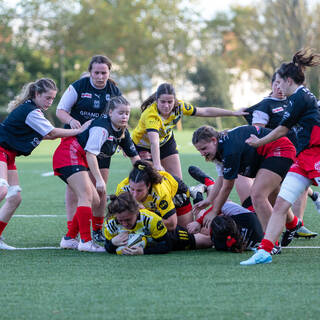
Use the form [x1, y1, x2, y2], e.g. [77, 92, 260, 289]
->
[168, 225, 196, 251]
[97, 156, 111, 169]
[259, 156, 294, 179]
[55, 165, 88, 184]
[135, 134, 179, 160]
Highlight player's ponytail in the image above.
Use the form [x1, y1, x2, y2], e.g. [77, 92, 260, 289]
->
[277, 48, 320, 85]
[210, 216, 247, 253]
[129, 160, 163, 186]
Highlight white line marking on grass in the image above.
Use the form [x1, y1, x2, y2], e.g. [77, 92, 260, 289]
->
[6, 246, 320, 251]
[41, 171, 54, 176]
[13, 247, 62, 250]
[283, 246, 320, 249]
[14, 215, 65, 218]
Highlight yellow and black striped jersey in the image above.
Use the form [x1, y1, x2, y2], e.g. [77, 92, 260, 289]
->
[132, 99, 196, 148]
[104, 208, 167, 244]
[116, 171, 178, 219]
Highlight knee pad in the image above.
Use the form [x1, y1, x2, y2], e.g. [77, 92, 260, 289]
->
[6, 185, 22, 199]
[0, 178, 9, 188]
[278, 173, 311, 204]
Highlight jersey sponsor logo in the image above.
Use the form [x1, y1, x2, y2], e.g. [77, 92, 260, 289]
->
[157, 220, 165, 231]
[159, 200, 168, 210]
[31, 137, 41, 147]
[314, 161, 320, 172]
[81, 93, 92, 98]
[282, 111, 290, 120]
[272, 107, 284, 113]
[93, 100, 100, 109]
[184, 103, 192, 111]
[80, 111, 100, 118]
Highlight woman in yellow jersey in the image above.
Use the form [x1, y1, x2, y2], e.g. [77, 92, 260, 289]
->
[116, 160, 193, 230]
[104, 192, 195, 255]
[132, 83, 247, 178]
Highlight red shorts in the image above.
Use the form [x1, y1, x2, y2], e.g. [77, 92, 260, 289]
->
[52, 137, 88, 175]
[289, 146, 320, 186]
[257, 137, 296, 161]
[0, 146, 17, 170]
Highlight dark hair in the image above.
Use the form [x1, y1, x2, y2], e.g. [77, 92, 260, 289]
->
[129, 160, 163, 186]
[211, 216, 247, 253]
[8, 78, 57, 112]
[107, 192, 139, 218]
[277, 48, 320, 85]
[88, 54, 116, 85]
[140, 83, 179, 112]
[192, 125, 220, 145]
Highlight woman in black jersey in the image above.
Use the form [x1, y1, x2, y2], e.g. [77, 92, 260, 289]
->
[241, 48, 320, 265]
[53, 96, 139, 253]
[56, 55, 122, 242]
[0, 78, 88, 250]
[239, 72, 318, 238]
[192, 125, 296, 235]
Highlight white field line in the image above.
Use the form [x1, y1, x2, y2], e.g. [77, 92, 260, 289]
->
[13, 247, 62, 250]
[4, 246, 320, 251]
[41, 171, 54, 176]
[13, 215, 65, 218]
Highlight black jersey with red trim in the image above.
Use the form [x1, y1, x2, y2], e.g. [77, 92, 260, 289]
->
[0, 100, 48, 156]
[280, 86, 320, 154]
[216, 125, 274, 179]
[68, 77, 121, 126]
[244, 97, 298, 147]
[76, 116, 137, 159]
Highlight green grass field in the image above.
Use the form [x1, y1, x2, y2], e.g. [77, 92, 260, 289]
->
[1, 130, 320, 320]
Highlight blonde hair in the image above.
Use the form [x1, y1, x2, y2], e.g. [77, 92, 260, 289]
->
[7, 78, 57, 112]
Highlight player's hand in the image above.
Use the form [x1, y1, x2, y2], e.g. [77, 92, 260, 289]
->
[232, 108, 249, 116]
[96, 178, 106, 194]
[122, 246, 144, 255]
[245, 134, 261, 147]
[192, 199, 211, 215]
[154, 163, 165, 172]
[187, 221, 201, 234]
[69, 118, 82, 129]
[203, 211, 216, 229]
[112, 232, 129, 247]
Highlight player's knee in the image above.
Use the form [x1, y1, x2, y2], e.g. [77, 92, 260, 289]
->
[0, 178, 9, 201]
[6, 185, 22, 208]
[250, 189, 266, 205]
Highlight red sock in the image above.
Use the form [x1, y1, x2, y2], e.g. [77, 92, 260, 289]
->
[286, 216, 298, 230]
[77, 206, 92, 242]
[258, 239, 274, 253]
[204, 178, 215, 187]
[92, 216, 104, 231]
[66, 214, 79, 239]
[0, 221, 8, 236]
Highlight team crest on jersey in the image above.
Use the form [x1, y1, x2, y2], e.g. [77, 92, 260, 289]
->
[272, 107, 284, 113]
[159, 200, 168, 210]
[106, 94, 111, 101]
[157, 220, 165, 231]
[314, 161, 320, 172]
[81, 93, 92, 98]
[93, 100, 100, 109]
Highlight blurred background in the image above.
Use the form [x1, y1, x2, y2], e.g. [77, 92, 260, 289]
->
[1, 0, 319, 129]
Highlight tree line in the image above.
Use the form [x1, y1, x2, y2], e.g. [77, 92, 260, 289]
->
[0, 0, 319, 127]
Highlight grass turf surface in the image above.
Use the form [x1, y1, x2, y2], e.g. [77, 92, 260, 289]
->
[1, 131, 320, 320]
